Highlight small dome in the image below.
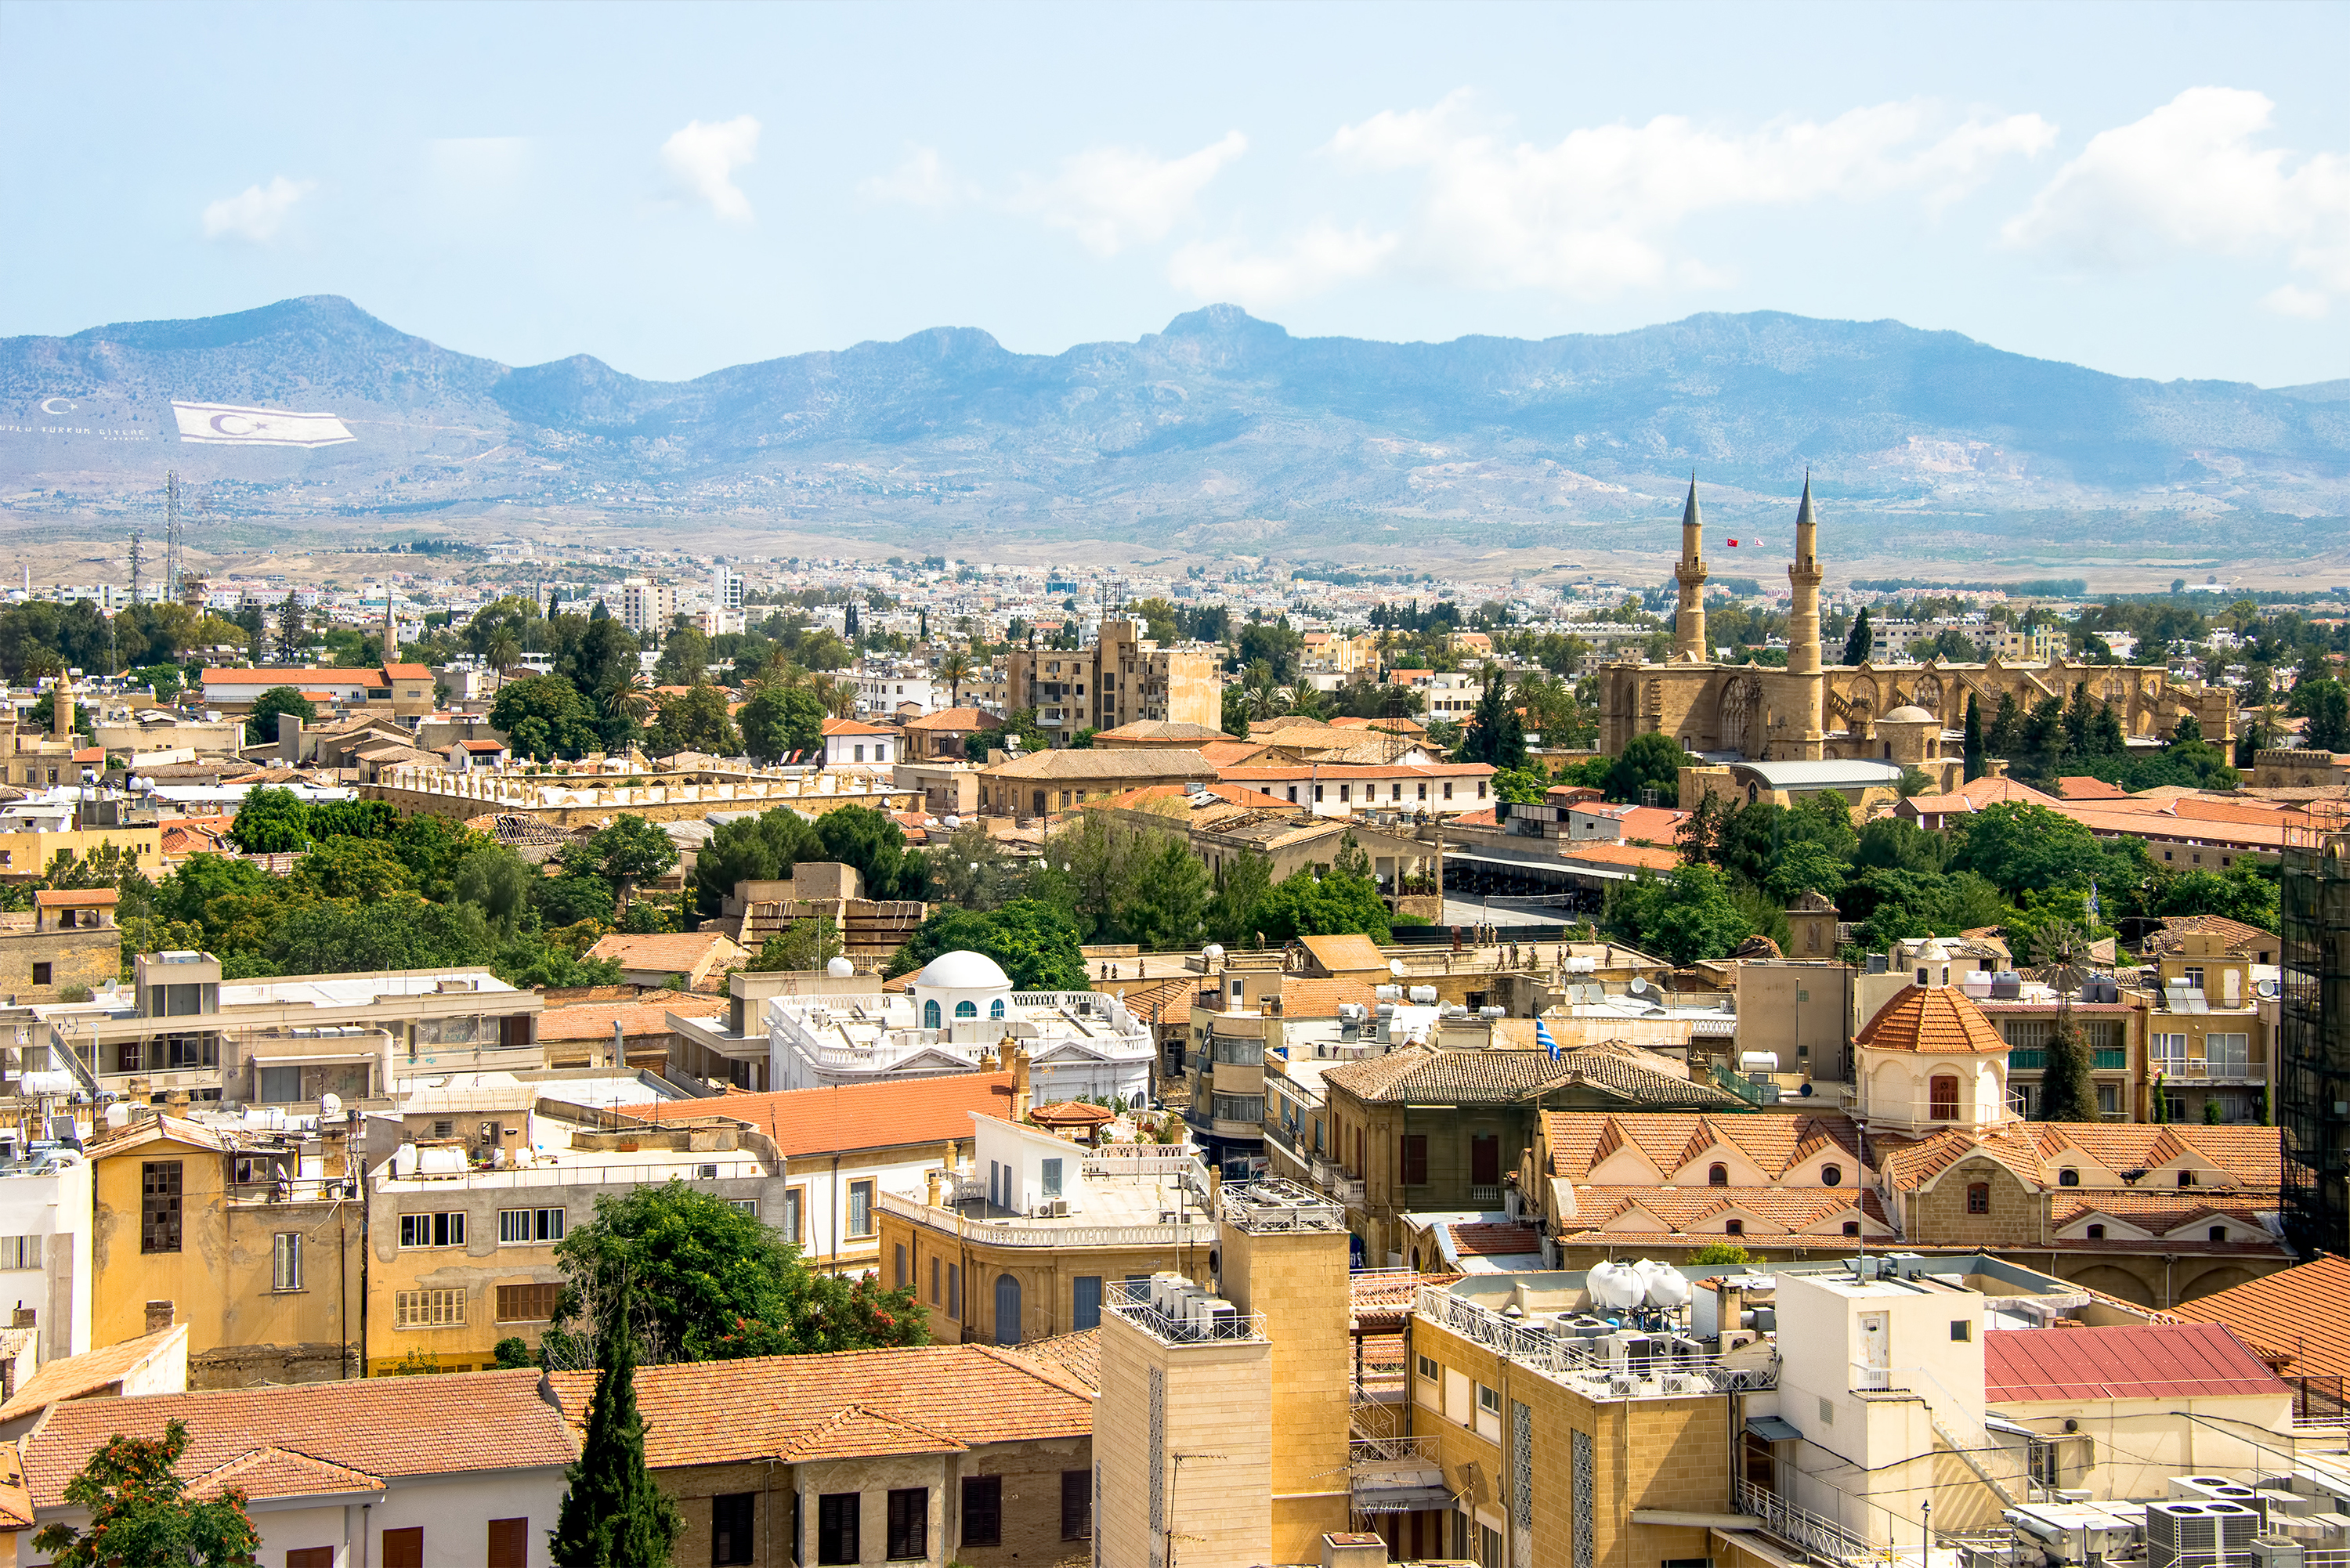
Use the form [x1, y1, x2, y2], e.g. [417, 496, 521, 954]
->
[916, 950, 1012, 990]
[826, 956, 855, 979]
[1881, 705, 1935, 723]
[1854, 985, 2005, 1055]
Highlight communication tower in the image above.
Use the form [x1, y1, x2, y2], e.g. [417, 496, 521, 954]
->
[163, 470, 183, 602]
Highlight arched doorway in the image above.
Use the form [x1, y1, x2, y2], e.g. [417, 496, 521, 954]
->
[993, 1273, 1022, 1344]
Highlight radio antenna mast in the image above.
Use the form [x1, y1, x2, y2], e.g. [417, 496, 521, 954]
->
[128, 528, 143, 606]
[164, 470, 183, 602]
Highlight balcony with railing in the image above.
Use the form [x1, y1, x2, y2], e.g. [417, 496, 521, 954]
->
[1415, 1285, 1777, 1396]
[1103, 1275, 1264, 1345]
[1349, 1435, 1452, 1516]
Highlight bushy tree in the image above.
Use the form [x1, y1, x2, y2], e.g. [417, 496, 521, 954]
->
[491, 674, 602, 761]
[737, 681, 826, 762]
[244, 685, 314, 747]
[692, 807, 825, 917]
[1600, 732, 1694, 806]
[452, 844, 537, 935]
[228, 786, 313, 853]
[2290, 678, 2350, 752]
[1254, 862, 1394, 946]
[887, 900, 1087, 990]
[33, 1418, 261, 1568]
[749, 915, 844, 973]
[566, 815, 678, 907]
[1118, 836, 1213, 950]
[1206, 848, 1275, 948]
[287, 836, 411, 902]
[546, 1184, 925, 1365]
[816, 805, 927, 901]
[265, 898, 494, 975]
[643, 683, 741, 757]
[1841, 606, 1874, 666]
[1604, 863, 1752, 966]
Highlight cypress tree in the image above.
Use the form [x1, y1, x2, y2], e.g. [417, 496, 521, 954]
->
[2037, 1013, 2099, 1122]
[551, 1283, 681, 1568]
[1841, 606, 1874, 667]
[1962, 695, 1984, 782]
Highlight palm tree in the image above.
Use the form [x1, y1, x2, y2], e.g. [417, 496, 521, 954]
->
[609, 678, 657, 724]
[937, 652, 974, 710]
[808, 675, 858, 720]
[486, 628, 522, 681]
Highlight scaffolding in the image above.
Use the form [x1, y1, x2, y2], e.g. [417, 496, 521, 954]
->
[2281, 808, 2350, 1259]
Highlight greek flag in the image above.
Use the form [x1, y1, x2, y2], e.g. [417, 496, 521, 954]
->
[1535, 1018, 1561, 1062]
[2087, 880, 2102, 923]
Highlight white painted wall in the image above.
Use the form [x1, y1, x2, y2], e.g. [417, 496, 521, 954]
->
[0, 1158, 92, 1362]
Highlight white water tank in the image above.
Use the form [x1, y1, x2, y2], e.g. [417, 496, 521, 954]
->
[1636, 1259, 1693, 1309]
[1588, 1261, 1643, 1310]
[1408, 985, 1438, 1005]
[1738, 1052, 1779, 1075]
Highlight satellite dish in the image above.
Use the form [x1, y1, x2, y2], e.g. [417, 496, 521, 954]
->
[1388, 959, 1406, 978]
[1629, 977, 1648, 995]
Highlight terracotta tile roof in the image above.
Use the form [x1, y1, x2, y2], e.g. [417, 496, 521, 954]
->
[1543, 1111, 1864, 1181]
[821, 716, 895, 737]
[1855, 985, 2008, 1055]
[1094, 721, 1231, 741]
[1561, 841, 1681, 872]
[0, 1445, 28, 1530]
[985, 748, 1215, 781]
[1899, 778, 2064, 815]
[2057, 775, 2131, 800]
[1556, 1185, 1890, 1240]
[1874, 1122, 2283, 1195]
[200, 667, 379, 686]
[1452, 1222, 1543, 1257]
[1983, 1321, 2285, 1403]
[583, 930, 749, 971]
[186, 1445, 385, 1501]
[903, 707, 993, 731]
[21, 1369, 577, 1508]
[1277, 977, 1379, 1018]
[381, 663, 435, 681]
[2050, 1191, 2276, 1237]
[624, 1073, 1015, 1158]
[1299, 934, 1386, 973]
[2141, 914, 2280, 959]
[999, 1330, 1101, 1395]
[544, 1345, 1091, 1469]
[32, 888, 118, 907]
[0, 1324, 186, 1425]
[2172, 1255, 2350, 1378]
[538, 998, 708, 1042]
[1332, 1046, 1745, 1108]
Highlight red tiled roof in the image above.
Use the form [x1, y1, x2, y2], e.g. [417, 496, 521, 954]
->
[1452, 1223, 1542, 1257]
[2058, 775, 2130, 800]
[544, 1345, 1090, 1469]
[822, 716, 895, 737]
[33, 888, 118, 907]
[2172, 1255, 2350, 1378]
[1983, 1321, 2285, 1403]
[381, 663, 435, 681]
[186, 1446, 385, 1502]
[903, 708, 992, 731]
[1300, 933, 1386, 973]
[1855, 985, 2008, 1055]
[21, 1370, 577, 1507]
[583, 931, 747, 970]
[624, 1073, 1016, 1158]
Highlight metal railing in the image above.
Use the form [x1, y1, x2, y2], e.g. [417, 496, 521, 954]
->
[1734, 1479, 1882, 1567]
[1350, 1434, 1438, 1465]
[383, 1158, 770, 1189]
[1416, 1285, 1779, 1393]
[1104, 1277, 1264, 1344]
[876, 1189, 1213, 1250]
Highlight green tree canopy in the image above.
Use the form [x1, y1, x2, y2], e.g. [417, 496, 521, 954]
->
[692, 806, 826, 917]
[264, 898, 494, 975]
[815, 804, 927, 901]
[548, 1281, 681, 1568]
[643, 683, 741, 757]
[737, 681, 826, 762]
[1600, 732, 1694, 806]
[1604, 863, 1752, 966]
[546, 1183, 926, 1365]
[33, 1417, 262, 1568]
[228, 786, 313, 854]
[887, 900, 1088, 990]
[287, 836, 412, 903]
[491, 674, 602, 761]
[1253, 861, 1394, 946]
[244, 685, 315, 747]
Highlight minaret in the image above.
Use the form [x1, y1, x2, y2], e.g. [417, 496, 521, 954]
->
[51, 676, 70, 742]
[382, 589, 396, 666]
[1787, 474, 1824, 676]
[1672, 474, 1708, 662]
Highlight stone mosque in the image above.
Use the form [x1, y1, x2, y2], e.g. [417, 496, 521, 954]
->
[1596, 478, 2237, 801]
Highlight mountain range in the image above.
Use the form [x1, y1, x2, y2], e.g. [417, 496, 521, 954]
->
[3, 296, 2346, 576]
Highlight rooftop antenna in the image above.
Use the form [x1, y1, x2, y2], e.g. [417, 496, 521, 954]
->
[128, 527, 143, 607]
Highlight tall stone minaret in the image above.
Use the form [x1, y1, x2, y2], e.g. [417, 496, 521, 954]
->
[1672, 474, 1708, 662]
[1787, 474, 1824, 676]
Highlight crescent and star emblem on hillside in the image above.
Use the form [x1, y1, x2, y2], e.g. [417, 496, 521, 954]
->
[38, 398, 73, 415]
[209, 413, 258, 435]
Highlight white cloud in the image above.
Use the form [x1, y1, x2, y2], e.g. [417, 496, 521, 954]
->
[2005, 88, 2350, 304]
[201, 175, 316, 244]
[662, 116, 761, 222]
[1170, 224, 1398, 307]
[1018, 131, 1246, 256]
[859, 145, 971, 211]
[2265, 284, 2332, 320]
[1315, 92, 2056, 296]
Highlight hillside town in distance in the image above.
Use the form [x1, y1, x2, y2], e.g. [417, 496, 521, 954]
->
[0, 481, 2345, 1568]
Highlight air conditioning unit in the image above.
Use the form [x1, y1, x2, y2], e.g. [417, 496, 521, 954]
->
[1661, 1374, 1707, 1396]
[698, 1163, 720, 1180]
[1608, 1375, 1641, 1397]
[2148, 1501, 2259, 1568]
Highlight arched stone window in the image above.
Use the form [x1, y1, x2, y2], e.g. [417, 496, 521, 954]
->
[1929, 1075, 1959, 1121]
[923, 999, 942, 1029]
[955, 1000, 978, 1020]
[1708, 1163, 1729, 1187]
[989, 998, 1007, 1020]
[1725, 1219, 1744, 1235]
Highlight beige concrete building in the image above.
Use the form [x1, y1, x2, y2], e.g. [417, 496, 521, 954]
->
[1005, 618, 1222, 742]
[366, 758, 918, 828]
[0, 890, 123, 1003]
[975, 746, 1217, 822]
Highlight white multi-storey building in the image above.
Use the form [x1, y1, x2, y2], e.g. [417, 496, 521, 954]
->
[619, 579, 678, 637]
[710, 565, 745, 615]
[765, 951, 1156, 1104]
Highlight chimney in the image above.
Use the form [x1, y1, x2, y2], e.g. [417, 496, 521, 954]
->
[611, 1019, 626, 1070]
[145, 1300, 174, 1335]
[1010, 1046, 1032, 1122]
[10, 1306, 33, 1330]
[942, 1139, 959, 1176]
[925, 1169, 942, 1208]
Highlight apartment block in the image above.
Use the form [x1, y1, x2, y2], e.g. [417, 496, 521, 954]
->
[1004, 618, 1221, 741]
[621, 577, 679, 636]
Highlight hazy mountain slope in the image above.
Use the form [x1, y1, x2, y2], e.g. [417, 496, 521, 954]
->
[2, 297, 2345, 562]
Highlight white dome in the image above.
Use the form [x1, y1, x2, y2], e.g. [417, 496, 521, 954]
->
[826, 956, 855, 979]
[916, 950, 1012, 990]
[1881, 704, 1935, 723]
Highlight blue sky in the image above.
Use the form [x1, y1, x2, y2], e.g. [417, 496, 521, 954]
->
[5, 0, 2347, 387]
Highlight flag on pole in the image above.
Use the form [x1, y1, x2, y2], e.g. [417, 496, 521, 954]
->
[1535, 1018, 1561, 1063]
[2087, 880, 2101, 923]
